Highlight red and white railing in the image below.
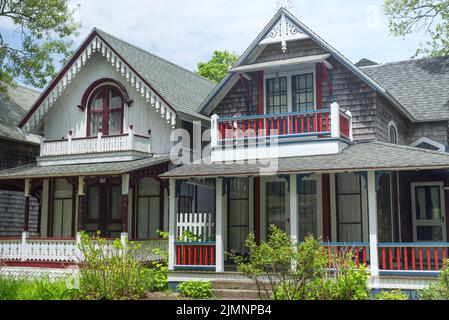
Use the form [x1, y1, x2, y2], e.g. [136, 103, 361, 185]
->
[321, 242, 370, 267]
[40, 125, 151, 157]
[378, 243, 449, 273]
[175, 242, 216, 267]
[211, 102, 353, 148]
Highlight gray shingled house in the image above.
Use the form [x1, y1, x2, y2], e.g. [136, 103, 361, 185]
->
[0, 85, 40, 236]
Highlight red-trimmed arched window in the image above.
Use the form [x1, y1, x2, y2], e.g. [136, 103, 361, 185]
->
[87, 85, 124, 136]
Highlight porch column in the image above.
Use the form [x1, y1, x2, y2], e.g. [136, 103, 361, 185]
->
[77, 176, 86, 232]
[168, 178, 176, 271]
[121, 174, 130, 236]
[367, 171, 380, 278]
[289, 174, 298, 243]
[23, 179, 31, 232]
[216, 177, 225, 272]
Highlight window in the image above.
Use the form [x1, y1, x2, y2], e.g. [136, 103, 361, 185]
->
[336, 173, 363, 242]
[178, 183, 195, 213]
[298, 179, 317, 240]
[52, 179, 74, 237]
[266, 181, 286, 234]
[292, 73, 314, 112]
[388, 121, 398, 144]
[137, 178, 161, 239]
[266, 77, 287, 114]
[88, 86, 124, 136]
[228, 178, 249, 254]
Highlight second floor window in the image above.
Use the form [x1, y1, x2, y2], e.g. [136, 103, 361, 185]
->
[292, 73, 314, 112]
[266, 77, 287, 114]
[388, 121, 398, 144]
[88, 86, 123, 136]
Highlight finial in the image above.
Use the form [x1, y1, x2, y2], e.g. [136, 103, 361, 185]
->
[276, 0, 293, 10]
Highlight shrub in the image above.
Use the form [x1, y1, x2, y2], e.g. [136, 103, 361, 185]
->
[374, 289, 409, 300]
[76, 232, 164, 300]
[420, 259, 449, 300]
[0, 276, 77, 300]
[233, 225, 369, 300]
[178, 281, 212, 299]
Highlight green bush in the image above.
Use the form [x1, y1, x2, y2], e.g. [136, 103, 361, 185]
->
[233, 225, 369, 300]
[0, 276, 77, 300]
[374, 289, 409, 300]
[178, 281, 212, 299]
[420, 259, 449, 300]
[76, 232, 167, 300]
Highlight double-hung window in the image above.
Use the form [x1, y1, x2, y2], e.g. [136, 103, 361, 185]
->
[266, 77, 287, 114]
[292, 73, 314, 112]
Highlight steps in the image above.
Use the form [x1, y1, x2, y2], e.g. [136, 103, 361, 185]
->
[211, 280, 270, 300]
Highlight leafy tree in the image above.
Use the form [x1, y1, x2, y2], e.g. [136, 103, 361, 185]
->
[0, 0, 81, 92]
[197, 50, 239, 83]
[384, 0, 449, 57]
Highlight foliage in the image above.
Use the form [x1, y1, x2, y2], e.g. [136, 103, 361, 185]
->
[420, 259, 449, 300]
[177, 230, 201, 242]
[76, 231, 166, 300]
[0, 276, 77, 300]
[384, 0, 449, 57]
[177, 281, 212, 299]
[374, 289, 409, 300]
[233, 225, 369, 300]
[197, 50, 239, 83]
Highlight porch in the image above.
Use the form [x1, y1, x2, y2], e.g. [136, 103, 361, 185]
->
[161, 141, 449, 283]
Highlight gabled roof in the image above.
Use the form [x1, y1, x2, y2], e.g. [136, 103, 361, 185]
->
[160, 141, 449, 178]
[0, 85, 40, 143]
[197, 8, 413, 121]
[19, 28, 215, 131]
[360, 56, 449, 121]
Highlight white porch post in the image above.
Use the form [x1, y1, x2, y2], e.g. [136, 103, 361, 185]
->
[367, 171, 380, 278]
[289, 174, 298, 243]
[216, 178, 224, 272]
[168, 178, 176, 271]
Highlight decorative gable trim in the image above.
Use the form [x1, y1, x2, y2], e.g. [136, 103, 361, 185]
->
[409, 137, 447, 153]
[19, 30, 177, 132]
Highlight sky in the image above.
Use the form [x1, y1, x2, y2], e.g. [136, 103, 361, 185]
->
[0, 0, 429, 84]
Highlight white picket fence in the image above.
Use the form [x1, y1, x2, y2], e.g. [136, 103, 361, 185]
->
[177, 213, 215, 241]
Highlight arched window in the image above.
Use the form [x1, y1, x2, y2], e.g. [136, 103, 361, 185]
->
[87, 85, 124, 136]
[388, 121, 398, 144]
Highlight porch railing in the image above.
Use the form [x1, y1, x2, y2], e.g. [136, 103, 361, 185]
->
[175, 241, 216, 267]
[40, 126, 151, 157]
[321, 242, 370, 267]
[0, 236, 168, 263]
[210, 102, 353, 148]
[378, 243, 449, 274]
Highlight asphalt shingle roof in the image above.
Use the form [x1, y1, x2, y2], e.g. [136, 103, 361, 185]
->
[95, 29, 216, 119]
[0, 85, 40, 143]
[160, 142, 449, 178]
[0, 156, 170, 179]
[360, 56, 449, 121]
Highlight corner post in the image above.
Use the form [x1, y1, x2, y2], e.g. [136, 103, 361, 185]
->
[168, 178, 176, 271]
[77, 176, 85, 232]
[367, 171, 380, 279]
[24, 179, 31, 232]
[215, 177, 224, 272]
[128, 124, 135, 150]
[121, 174, 130, 234]
[211, 114, 219, 148]
[330, 102, 340, 139]
[21, 230, 28, 262]
[289, 174, 298, 244]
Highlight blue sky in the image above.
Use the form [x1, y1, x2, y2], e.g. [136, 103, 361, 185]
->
[1, 0, 429, 84]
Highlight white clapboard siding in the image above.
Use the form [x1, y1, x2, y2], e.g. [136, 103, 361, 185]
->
[177, 213, 215, 241]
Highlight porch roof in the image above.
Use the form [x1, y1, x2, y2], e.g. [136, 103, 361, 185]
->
[160, 142, 449, 178]
[0, 156, 170, 180]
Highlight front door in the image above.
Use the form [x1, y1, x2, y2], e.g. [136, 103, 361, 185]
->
[266, 181, 288, 235]
[412, 182, 447, 242]
[227, 178, 250, 255]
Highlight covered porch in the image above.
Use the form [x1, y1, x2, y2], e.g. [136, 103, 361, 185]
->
[162, 142, 449, 279]
[0, 157, 170, 266]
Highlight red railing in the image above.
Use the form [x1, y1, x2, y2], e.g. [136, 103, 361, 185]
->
[175, 242, 215, 267]
[379, 243, 449, 273]
[321, 242, 370, 267]
[218, 109, 331, 144]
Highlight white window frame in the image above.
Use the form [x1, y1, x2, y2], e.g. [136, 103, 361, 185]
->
[264, 67, 316, 114]
[411, 181, 447, 243]
[387, 121, 398, 144]
[409, 137, 447, 153]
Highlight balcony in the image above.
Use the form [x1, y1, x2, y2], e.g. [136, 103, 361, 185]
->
[38, 126, 152, 165]
[210, 102, 352, 162]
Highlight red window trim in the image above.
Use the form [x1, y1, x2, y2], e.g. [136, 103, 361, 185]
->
[86, 84, 125, 136]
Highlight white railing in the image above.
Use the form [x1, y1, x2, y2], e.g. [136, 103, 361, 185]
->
[177, 213, 215, 241]
[0, 233, 168, 263]
[40, 125, 152, 157]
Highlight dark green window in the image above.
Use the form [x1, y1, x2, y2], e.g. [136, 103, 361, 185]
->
[292, 73, 314, 112]
[266, 77, 287, 114]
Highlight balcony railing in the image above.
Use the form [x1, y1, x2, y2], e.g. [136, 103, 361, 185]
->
[175, 241, 216, 268]
[40, 125, 151, 157]
[211, 102, 352, 148]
